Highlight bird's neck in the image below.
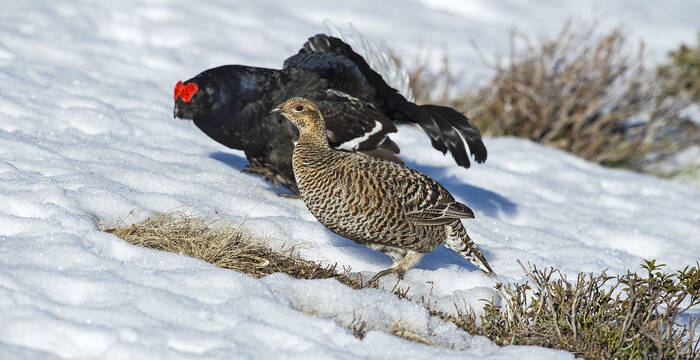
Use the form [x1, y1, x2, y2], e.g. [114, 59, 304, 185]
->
[293, 127, 335, 167]
[297, 127, 331, 151]
[292, 128, 338, 195]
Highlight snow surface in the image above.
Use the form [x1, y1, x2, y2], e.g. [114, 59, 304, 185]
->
[1, 0, 699, 359]
[422, 0, 700, 65]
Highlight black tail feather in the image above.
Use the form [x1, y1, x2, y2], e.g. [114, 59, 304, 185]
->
[420, 105, 471, 168]
[393, 102, 487, 168]
[299, 34, 487, 168]
[419, 105, 488, 165]
[392, 100, 448, 154]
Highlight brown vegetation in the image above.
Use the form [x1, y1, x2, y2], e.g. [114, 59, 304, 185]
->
[105, 214, 699, 359]
[104, 214, 360, 286]
[658, 33, 700, 104]
[448, 260, 700, 359]
[397, 21, 700, 172]
[388, 46, 454, 105]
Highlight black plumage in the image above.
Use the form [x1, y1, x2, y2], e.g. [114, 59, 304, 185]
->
[174, 34, 487, 193]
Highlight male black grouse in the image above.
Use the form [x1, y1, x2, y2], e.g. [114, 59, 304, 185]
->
[174, 34, 487, 194]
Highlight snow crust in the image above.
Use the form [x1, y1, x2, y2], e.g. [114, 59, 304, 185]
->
[1, 0, 698, 359]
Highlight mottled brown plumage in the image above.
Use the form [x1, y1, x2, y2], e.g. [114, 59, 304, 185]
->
[272, 97, 494, 283]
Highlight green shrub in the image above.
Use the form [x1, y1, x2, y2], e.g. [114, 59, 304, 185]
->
[658, 33, 700, 104]
[451, 260, 700, 359]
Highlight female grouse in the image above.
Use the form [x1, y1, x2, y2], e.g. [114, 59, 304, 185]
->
[272, 97, 493, 283]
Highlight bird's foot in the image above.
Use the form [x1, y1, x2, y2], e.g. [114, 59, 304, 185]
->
[367, 267, 402, 287]
[243, 165, 300, 196]
[243, 165, 280, 188]
[366, 251, 423, 287]
[278, 193, 301, 199]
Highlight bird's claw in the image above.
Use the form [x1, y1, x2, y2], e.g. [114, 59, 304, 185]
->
[243, 165, 281, 188]
[367, 268, 400, 287]
[278, 193, 301, 199]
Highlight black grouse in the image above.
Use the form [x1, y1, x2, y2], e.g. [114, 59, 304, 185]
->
[274, 97, 493, 283]
[174, 34, 487, 194]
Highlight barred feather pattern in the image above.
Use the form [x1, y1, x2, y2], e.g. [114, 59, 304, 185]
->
[277, 97, 493, 280]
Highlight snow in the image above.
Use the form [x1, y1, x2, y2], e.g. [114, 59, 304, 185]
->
[424, 1, 699, 59]
[1, 0, 698, 359]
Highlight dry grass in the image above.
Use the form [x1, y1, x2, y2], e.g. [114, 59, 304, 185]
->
[388, 46, 455, 105]
[474, 21, 695, 168]
[105, 214, 699, 359]
[102, 214, 439, 344]
[393, 20, 699, 172]
[446, 260, 700, 359]
[103, 214, 361, 287]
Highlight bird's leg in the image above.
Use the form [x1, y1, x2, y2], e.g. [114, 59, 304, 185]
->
[243, 165, 281, 187]
[241, 164, 267, 174]
[367, 250, 424, 286]
[278, 193, 301, 199]
[368, 267, 396, 284]
[243, 165, 302, 198]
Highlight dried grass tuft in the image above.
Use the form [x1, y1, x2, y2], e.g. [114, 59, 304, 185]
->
[105, 215, 699, 358]
[103, 214, 361, 286]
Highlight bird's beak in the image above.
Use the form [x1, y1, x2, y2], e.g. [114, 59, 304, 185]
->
[174, 102, 184, 119]
[270, 108, 285, 115]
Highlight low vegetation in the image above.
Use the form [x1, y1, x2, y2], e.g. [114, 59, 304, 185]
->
[449, 260, 699, 359]
[658, 33, 700, 105]
[103, 214, 361, 287]
[104, 214, 700, 360]
[398, 21, 700, 179]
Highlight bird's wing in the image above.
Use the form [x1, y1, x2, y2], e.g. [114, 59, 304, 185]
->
[285, 34, 487, 169]
[284, 34, 395, 101]
[312, 89, 397, 152]
[367, 161, 475, 226]
[405, 200, 475, 226]
[284, 50, 376, 101]
[402, 177, 475, 226]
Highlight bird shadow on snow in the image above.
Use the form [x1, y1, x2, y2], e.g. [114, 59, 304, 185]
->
[209, 152, 518, 218]
[403, 161, 516, 273]
[208, 151, 297, 195]
[405, 160, 518, 218]
[209, 151, 249, 171]
[333, 233, 496, 274]
[420, 246, 493, 272]
[209, 150, 514, 273]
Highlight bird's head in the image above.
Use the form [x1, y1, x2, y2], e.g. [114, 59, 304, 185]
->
[173, 65, 275, 149]
[173, 74, 217, 123]
[271, 97, 325, 133]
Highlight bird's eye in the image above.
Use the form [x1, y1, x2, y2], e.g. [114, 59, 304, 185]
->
[294, 105, 304, 112]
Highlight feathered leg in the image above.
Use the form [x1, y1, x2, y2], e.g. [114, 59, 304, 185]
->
[367, 244, 424, 285]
